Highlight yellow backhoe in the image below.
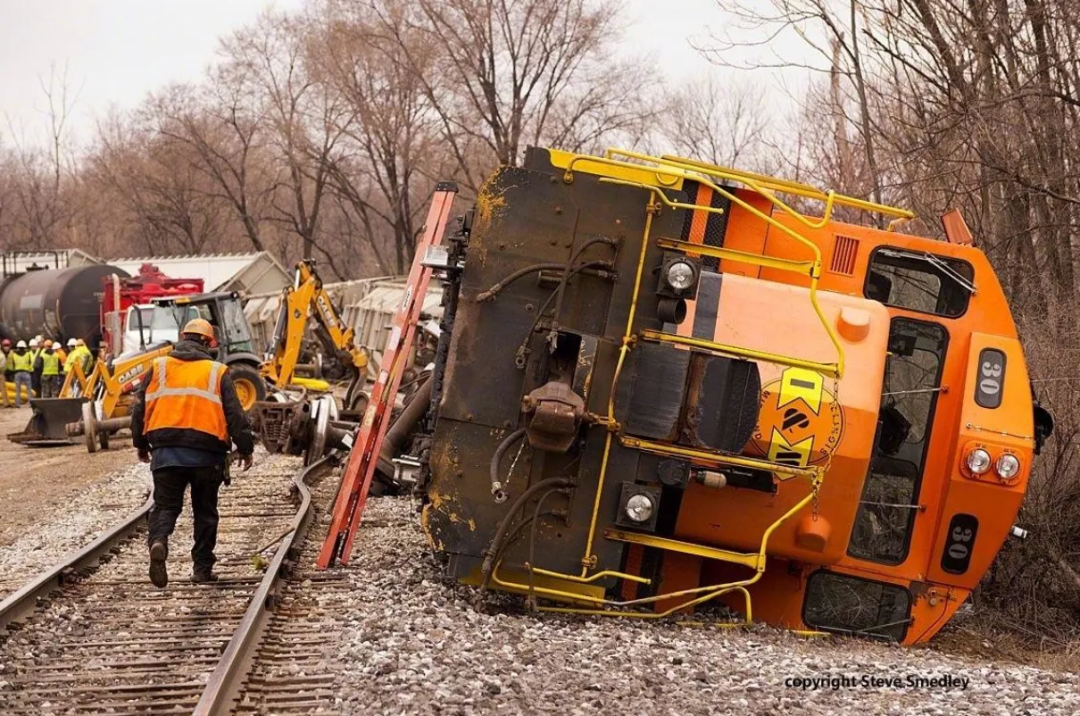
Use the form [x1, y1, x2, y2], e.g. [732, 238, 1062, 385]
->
[8, 291, 267, 450]
[261, 259, 368, 409]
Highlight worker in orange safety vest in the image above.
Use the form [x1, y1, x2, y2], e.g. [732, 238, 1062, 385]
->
[130, 318, 255, 588]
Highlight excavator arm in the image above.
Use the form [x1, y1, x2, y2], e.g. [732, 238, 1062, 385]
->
[263, 260, 368, 405]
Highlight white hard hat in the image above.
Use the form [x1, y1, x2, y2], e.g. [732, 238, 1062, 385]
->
[67, 338, 77, 347]
[16, 340, 26, 348]
[28, 339, 38, 348]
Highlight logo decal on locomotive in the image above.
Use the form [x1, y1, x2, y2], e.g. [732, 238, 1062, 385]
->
[747, 367, 845, 477]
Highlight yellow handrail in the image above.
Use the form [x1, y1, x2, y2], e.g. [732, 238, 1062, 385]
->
[656, 237, 816, 275]
[640, 150, 914, 220]
[620, 434, 823, 482]
[541, 585, 753, 621]
[638, 329, 838, 391]
[529, 567, 651, 585]
[517, 149, 842, 610]
[596, 174, 845, 379]
[488, 478, 821, 621]
[578, 194, 661, 574]
[608, 148, 843, 231]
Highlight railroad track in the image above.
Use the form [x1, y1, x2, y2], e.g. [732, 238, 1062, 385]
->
[0, 452, 339, 715]
[231, 465, 358, 714]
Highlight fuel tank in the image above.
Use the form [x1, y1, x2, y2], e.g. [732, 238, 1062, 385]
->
[0, 265, 130, 344]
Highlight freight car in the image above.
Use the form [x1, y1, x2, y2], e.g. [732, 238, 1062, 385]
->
[413, 147, 1052, 644]
[0, 265, 130, 346]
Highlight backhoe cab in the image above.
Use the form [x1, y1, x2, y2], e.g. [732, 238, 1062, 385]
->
[152, 291, 267, 409]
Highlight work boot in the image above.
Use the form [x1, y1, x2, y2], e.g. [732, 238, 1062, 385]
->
[191, 567, 219, 584]
[148, 541, 168, 588]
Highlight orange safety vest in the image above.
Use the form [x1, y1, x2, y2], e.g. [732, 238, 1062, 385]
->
[144, 356, 228, 442]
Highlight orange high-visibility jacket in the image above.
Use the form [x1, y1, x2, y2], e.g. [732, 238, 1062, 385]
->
[144, 356, 229, 443]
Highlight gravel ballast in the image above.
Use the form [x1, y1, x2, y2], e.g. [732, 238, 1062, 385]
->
[334, 497, 1080, 716]
[0, 461, 150, 598]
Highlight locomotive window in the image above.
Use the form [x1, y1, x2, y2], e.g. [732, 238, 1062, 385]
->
[803, 571, 911, 641]
[848, 319, 947, 565]
[865, 248, 973, 317]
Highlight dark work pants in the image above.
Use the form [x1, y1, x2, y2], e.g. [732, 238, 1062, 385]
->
[41, 374, 61, 398]
[148, 466, 224, 570]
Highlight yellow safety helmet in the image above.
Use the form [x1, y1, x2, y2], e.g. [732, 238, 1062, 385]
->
[182, 318, 216, 344]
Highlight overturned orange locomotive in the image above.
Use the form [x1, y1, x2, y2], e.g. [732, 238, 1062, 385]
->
[418, 147, 1052, 643]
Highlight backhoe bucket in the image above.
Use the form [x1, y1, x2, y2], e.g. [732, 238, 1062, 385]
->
[7, 398, 87, 446]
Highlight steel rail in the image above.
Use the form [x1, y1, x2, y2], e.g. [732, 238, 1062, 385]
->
[1, 455, 336, 713]
[0, 492, 154, 630]
[194, 454, 335, 716]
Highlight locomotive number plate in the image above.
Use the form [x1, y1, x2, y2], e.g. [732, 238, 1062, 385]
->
[940, 513, 979, 575]
[975, 348, 1006, 409]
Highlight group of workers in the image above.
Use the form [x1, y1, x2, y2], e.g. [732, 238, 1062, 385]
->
[0, 320, 256, 587]
[0, 320, 253, 588]
[0, 336, 94, 406]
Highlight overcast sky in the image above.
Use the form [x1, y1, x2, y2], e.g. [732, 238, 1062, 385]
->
[0, 0, 785, 147]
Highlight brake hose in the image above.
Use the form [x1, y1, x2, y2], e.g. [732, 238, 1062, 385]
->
[490, 427, 527, 503]
[482, 476, 575, 578]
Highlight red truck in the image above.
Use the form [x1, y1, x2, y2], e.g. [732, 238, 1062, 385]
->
[100, 264, 204, 356]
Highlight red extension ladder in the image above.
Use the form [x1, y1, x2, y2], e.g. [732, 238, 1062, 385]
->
[317, 182, 458, 568]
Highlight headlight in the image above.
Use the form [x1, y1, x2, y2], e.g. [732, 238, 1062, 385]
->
[966, 448, 992, 475]
[665, 260, 696, 291]
[996, 453, 1021, 479]
[624, 494, 655, 523]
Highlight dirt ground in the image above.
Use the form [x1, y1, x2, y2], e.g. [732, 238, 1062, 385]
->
[0, 407, 138, 547]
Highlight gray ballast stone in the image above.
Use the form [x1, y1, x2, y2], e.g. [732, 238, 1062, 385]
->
[333, 497, 1080, 716]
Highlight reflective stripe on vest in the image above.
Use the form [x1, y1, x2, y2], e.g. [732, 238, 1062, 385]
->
[144, 357, 228, 442]
[41, 351, 60, 376]
[11, 352, 32, 371]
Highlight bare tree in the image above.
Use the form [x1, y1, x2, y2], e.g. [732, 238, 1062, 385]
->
[369, 0, 648, 190]
[310, 1, 446, 274]
[219, 11, 350, 271]
[657, 75, 772, 169]
[90, 111, 230, 254]
[706, 0, 886, 220]
[145, 80, 273, 253]
[1, 65, 79, 251]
